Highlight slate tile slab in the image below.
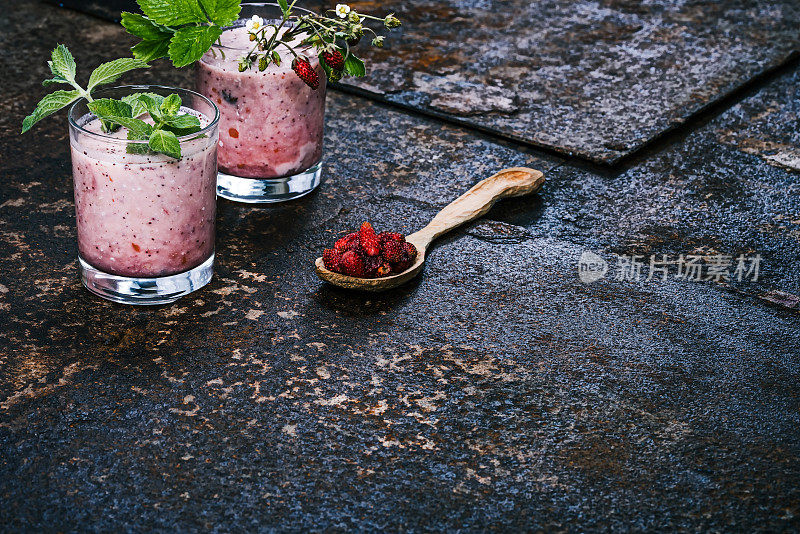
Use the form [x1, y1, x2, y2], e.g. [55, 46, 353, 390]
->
[488, 67, 800, 300]
[329, 0, 800, 164]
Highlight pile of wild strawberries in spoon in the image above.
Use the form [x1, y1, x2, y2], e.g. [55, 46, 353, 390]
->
[322, 222, 417, 278]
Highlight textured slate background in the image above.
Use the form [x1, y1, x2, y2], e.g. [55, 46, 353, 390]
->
[1, 1, 799, 532]
[328, 0, 800, 164]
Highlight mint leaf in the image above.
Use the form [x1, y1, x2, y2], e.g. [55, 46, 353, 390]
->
[343, 54, 366, 77]
[148, 129, 181, 158]
[168, 25, 223, 68]
[199, 0, 242, 26]
[109, 117, 154, 137]
[122, 94, 148, 118]
[131, 39, 171, 62]
[135, 94, 164, 121]
[136, 0, 206, 25]
[21, 90, 81, 133]
[122, 92, 162, 117]
[162, 113, 202, 136]
[87, 58, 150, 92]
[42, 77, 69, 87]
[94, 113, 155, 138]
[126, 128, 152, 155]
[88, 98, 133, 119]
[160, 93, 182, 117]
[120, 12, 173, 40]
[87, 98, 134, 133]
[50, 45, 76, 83]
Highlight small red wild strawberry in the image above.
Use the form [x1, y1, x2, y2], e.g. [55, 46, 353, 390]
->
[381, 240, 406, 263]
[363, 255, 381, 278]
[292, 57, 320, 89]
[340, 250, 366, 277]
[334, 232, 360, 252]
[321, 50, 344, 71]
[378, 232, 404, 245]
[404, 242, 417, 260]
[322, 248, 342, 272]
[393, 256, 414, 273]
[359, 222, 380, 257]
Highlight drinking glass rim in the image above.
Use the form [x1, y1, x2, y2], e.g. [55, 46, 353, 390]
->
[210, 2, 317, 51]
[67, 84, 220, 144]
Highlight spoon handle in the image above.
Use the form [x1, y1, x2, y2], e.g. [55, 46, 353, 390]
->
[407, 167, 544, 250]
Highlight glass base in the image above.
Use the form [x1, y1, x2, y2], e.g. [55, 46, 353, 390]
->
[79, 254, 214, 305]
[216, 161, 322, 203]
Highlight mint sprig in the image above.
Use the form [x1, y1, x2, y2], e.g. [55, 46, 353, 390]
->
[23, 46, 201, 159]
[89, 93, 203, 159]
[22, 45, 149, 133]
[122, 0, 242, 67]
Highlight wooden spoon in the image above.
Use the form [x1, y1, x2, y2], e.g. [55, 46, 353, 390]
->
[315, 167, 545, 292]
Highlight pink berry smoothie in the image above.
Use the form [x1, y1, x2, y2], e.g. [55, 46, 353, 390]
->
[69, 110, 218, 278]
[196, 25, 326, 178]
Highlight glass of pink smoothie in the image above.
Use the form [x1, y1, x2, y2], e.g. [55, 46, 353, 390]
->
[196, 3, 326, 203]
[67, 85, 220, 305]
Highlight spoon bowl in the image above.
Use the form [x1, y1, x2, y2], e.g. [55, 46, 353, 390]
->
[315, 234, 428, 291]
[315, 167, 545, 292]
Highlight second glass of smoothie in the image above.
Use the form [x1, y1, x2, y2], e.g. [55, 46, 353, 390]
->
[196, 3, 327, 203]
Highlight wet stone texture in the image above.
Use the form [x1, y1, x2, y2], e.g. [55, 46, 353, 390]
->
[326, 0, 800, 164]
[2, 2, 800, 532]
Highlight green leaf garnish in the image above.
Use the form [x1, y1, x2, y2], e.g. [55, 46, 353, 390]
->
[160, 93, 182, 116]
[136, 0, 206, 26]
[162, 113, 202, 136]
[87, 98, 133, 119]
[199, 0, 242, 26]
[21, 90, 81, 133]
[87, 98, 134, 132]
[168, 25, 224, 68]
[277, 0, 289, 17]
[343, 54, 366, 77]
[120, 12, 173, 40]
[23, 45, 149, 134]
[122, 93, 147, 118]
[24, 45, 199, 159]
[131, 39, 171, 62]
[131, 93, 164, 122]
[123, 0, 240, 68]
[148, 129, 181, 158]
[111, 117, 155, 137]
[127, 128, 153, 154]
[49, 45, 77, 84]
[87, 58, 150, 91]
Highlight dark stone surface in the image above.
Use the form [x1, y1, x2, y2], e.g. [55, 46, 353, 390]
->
[328, 0, 800, 164]
[1, 2, 800, 532]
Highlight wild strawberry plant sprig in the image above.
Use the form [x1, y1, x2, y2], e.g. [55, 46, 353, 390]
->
[239, 1, 401, 88]
[121, 0, 243, 67]
[22, 45, 204, 159]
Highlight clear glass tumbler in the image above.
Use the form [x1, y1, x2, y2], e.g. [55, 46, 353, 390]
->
[196, 2, 326, 203]
[68, 85, 220, 305]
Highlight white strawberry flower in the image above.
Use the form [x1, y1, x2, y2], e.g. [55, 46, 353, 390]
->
[245, 15, 264, 32]
[335, 4, 351, 18]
